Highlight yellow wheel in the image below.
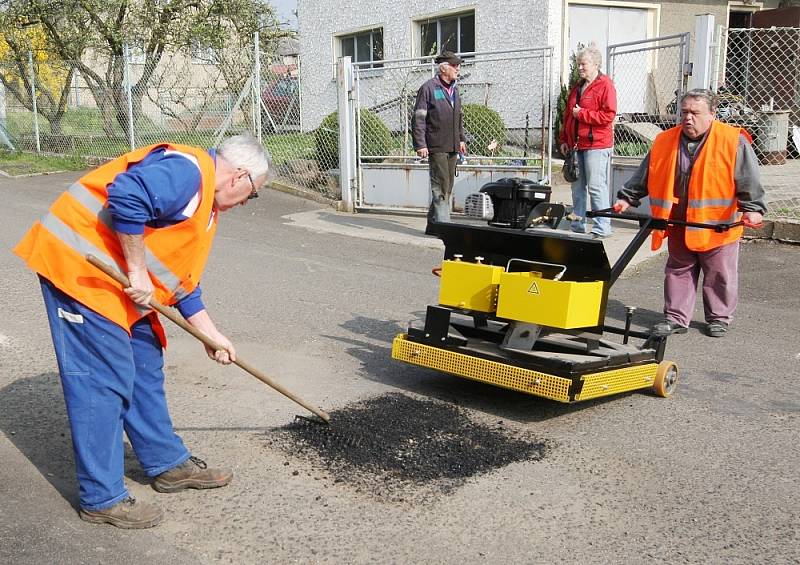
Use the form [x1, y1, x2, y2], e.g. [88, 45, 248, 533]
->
[653, 361, 678, 397]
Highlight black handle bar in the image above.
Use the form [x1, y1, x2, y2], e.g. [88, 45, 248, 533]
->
[586, 208, 744, 233]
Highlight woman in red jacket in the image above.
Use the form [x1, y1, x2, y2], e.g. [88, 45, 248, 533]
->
[559, 44, 617, 238]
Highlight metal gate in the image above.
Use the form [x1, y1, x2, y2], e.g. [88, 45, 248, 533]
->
[607, 33, 691, 201]
[349, 48, 554, 212]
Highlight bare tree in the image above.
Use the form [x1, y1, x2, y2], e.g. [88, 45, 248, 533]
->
[17, 0, 284, 138]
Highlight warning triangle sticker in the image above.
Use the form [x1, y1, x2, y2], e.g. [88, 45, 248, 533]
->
[528, 281, 540, 294]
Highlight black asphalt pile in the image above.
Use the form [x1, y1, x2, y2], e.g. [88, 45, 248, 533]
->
[267, 393, 547, 496]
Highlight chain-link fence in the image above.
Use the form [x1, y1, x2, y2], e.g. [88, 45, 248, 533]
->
[257, 50, 339, 197]
[353, 48, 553, 174]
[9, 51, 236, 157]
[715, 27, 800, 220]
[0, 39, 335, 196]
[0, 56, 38, 150]
[608, 34, 690, 158]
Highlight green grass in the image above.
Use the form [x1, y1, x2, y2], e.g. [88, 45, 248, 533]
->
[0, 150, 88, 176]
[264, 133, 316, 165]
[6, 108, 124, 136]
[7, 103, 325, 165]
[2, 128, 317, 168]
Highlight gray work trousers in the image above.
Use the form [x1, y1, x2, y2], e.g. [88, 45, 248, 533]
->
[427, 152, 458, 223]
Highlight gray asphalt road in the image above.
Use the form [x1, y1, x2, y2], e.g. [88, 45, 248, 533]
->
[1, 173, 798, 564]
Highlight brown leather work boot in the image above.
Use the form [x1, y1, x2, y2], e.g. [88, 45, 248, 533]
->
[79, 497, 164, 529]
[153, 456, 233, 493]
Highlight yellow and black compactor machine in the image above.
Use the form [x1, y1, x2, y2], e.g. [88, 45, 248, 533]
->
[392, 179, 692, 403]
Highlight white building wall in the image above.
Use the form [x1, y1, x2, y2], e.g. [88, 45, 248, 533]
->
[548, 0, 565, 83]
[298, 0, 553, 131]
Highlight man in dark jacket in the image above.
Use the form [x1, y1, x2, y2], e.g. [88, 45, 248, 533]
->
[413, 51, 467, 223]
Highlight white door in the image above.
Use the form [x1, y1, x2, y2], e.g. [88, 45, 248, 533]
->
[567, 4, 650, 112]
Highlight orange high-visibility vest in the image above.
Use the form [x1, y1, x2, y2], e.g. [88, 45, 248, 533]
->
[14, 143, 218, 346]
[647, 121, 750, 251]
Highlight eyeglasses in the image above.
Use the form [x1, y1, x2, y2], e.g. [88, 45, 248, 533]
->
[241, 170, 259, 199]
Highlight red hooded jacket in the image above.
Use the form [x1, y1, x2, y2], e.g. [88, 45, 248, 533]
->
[559, 73, 617, 150]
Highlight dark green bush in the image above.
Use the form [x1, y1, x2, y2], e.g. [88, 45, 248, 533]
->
[462, 104, 506, 156]
[554, 45, 582, 157]
[315, 109, 392, 169]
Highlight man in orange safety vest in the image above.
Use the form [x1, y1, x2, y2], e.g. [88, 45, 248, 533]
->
[614, 89, 765, 339]
[14, 135, 270, 528]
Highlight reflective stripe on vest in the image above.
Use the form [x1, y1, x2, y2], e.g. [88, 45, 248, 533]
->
[649, 197, 673, 209]
[687, 198, 737, 209]
[65, 182, 189, 300]
[39, 211, 150, 316]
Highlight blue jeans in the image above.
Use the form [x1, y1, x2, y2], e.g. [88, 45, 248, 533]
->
[570, 148, 613, 236]
[40, 277, 190, 510]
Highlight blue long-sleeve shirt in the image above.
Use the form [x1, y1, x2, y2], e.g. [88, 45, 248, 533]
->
[106, 147, 215, 318]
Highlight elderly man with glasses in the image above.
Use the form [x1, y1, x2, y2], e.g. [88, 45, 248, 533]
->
[413, 50, 467, 223]
[14, 134, 270, 529]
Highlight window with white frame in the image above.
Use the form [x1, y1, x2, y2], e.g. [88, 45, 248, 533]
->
[339, 28, 384, 68]
[419, 11, 475, 58]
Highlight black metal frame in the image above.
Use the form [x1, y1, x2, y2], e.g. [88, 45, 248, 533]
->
[413, 214, 676, 385]
[586, 208, 744, 285]
[407, 305, 667, 380]
[402, 210, 744, 397]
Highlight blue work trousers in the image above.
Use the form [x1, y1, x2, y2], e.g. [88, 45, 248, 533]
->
[570, 148, 613, 236]
[40, 277, 190, 510]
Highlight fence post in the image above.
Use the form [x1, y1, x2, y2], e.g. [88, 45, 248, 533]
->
[254, 31, 262, 143]
[298, 56, 303, 132]
[691, 14, 715, 90]
[710, 25, 721, 92]
[72, 73, 80, 106]
[678, 33, 692, 104]
[546, 47, 554, 184]
[0, 80, 6, 134]
[336, 56, 355, 212]
[123, 43, 135, 150]
[27, 50, 41, 152]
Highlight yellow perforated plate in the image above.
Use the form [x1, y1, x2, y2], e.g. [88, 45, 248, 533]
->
[392, 334, 572, 403]
[575, 364, 658, 401]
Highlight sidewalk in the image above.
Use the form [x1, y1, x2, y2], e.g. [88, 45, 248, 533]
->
[282, 162, 800, 255]
[283, 181, 664, 273]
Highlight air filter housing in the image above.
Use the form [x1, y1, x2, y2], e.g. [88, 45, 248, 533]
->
[464, 192, 494, 220]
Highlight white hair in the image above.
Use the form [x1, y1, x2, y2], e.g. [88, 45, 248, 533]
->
[216, 134, 270, 179]
[577, 44, 603, 68]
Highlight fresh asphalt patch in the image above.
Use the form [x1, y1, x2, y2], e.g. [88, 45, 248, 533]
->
[266, 393, 548, 500]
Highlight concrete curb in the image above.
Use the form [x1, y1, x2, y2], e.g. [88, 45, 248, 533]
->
[0, 169, 69, 179]
[269, 179, 338, 207]
[266, 176, 800, 246]
[744, 218, 800, 244]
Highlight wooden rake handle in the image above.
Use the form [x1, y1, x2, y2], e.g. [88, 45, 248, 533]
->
[86, 254, 330, 423]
